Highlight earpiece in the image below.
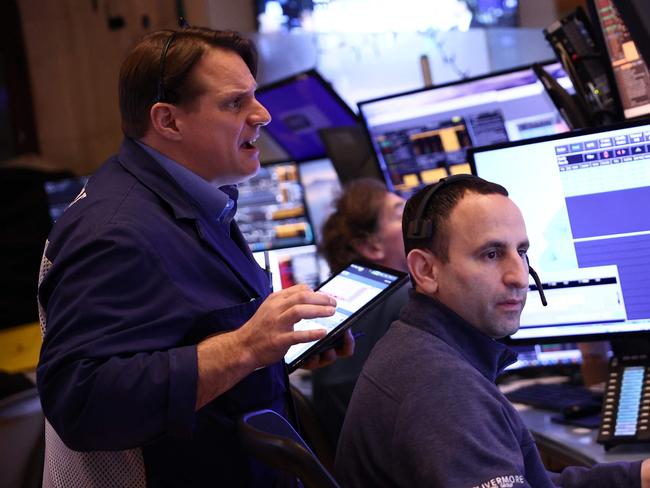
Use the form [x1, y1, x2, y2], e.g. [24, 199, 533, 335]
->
[526, 256, 548, 307]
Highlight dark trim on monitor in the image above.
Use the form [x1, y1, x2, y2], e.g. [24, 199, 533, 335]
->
[356, 58, 561, 109]
[468, 115, 650, 175]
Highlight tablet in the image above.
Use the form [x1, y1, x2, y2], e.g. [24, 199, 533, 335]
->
[284, 261, 408, 373]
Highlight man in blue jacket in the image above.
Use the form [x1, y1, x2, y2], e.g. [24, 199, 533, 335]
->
[37, 27, 351, 487]
[335, 175, 650, 487]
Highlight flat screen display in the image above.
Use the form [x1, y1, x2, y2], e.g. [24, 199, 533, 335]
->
[236, 161, 314, 252]
[358, 61, 574, 199]
[592, 0, 650, 119]
[256, 70, 359, 161]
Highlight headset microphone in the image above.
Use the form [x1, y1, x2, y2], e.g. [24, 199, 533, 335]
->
[526, 256, 547, 307]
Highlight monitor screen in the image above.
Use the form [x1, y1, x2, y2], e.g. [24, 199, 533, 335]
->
[358, 61, 574, 199]
[470, 118, 650, 343]
[591, 0, 650, 119]
[256, 69, 360, 161]
[236, 161, 314, 252]
[253, 244, 327, 291]
[297, 157, 341, 244]
[504, 343, 583, 371]
[43, 176, 88, 222]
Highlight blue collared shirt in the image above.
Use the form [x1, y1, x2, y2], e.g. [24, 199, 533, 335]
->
[135, 141, 237, 226]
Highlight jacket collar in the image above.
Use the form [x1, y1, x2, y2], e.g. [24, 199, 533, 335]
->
[400, 290, 517, 382]
[117, 138, 270, 298]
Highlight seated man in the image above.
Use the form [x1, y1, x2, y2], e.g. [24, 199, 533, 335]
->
[312, 178, 409, 448]
[335, 175, 650, 487]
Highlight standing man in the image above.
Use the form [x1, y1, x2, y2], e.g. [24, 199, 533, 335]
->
[335, 175, 649, 487]
[37, 27, 350, 487]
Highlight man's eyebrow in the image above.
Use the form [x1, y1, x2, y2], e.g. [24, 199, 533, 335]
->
[474, 239, 530, 252]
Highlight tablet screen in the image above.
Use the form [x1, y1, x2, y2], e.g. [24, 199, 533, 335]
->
[284, 262, 407, 371]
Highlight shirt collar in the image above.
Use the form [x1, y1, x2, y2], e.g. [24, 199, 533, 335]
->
[135, 140, 237, 225]
[400, 289, 517, 382]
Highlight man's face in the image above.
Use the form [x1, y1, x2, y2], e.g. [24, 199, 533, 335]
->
[174, 48, 271, 184]
[432, 192, 530, 338]
[375, 192, 408, 272]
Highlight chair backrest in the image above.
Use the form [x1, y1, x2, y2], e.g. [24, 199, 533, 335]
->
[290, 384, 336, 472]
[0, 387, 44, 488]
[238, 409, 341, 488]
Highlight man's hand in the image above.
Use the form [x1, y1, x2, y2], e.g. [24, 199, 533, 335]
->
[299, 328, 355, 370]
[195, 284, 336, 408]
[236, 284, 337, 368]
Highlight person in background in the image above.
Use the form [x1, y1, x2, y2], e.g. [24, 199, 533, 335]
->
[335, 175, 649, 487]
[312, 177, 409, 450]
[37, 26, 352, 488]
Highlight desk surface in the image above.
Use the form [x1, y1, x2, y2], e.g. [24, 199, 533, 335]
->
[519, 407, 650, 466]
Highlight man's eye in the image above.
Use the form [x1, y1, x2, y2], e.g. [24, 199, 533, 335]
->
[227, 98, 242, 109]
[485, 251, 497, 259]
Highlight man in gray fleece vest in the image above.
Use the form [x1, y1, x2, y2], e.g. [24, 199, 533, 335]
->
[335, 175, 649, 487]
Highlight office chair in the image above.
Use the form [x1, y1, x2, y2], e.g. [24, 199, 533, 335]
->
[238, 409, 341, 488]
[290, 385, 336, 472]
[0, 386, 45, 488]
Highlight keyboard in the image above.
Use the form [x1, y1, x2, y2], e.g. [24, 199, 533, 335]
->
[505, 383, 602, 412]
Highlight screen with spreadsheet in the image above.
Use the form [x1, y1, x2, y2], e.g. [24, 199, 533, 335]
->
[358, 61, 574, 199]
[470, 119, 650, 343]
[236, 161, 314, 252]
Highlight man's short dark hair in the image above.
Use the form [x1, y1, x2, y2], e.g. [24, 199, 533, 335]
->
[118, 27, 258, 139]
[402, 177, 508, 261]
[320, 178, 389, 274]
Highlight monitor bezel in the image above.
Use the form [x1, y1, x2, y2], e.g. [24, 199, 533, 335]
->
[468, 116, 650, 345]
[255, 69, 360, 163]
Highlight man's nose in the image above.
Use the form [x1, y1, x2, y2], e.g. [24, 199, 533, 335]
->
[250, 98, 271, 127]
[504, 253, 529, 290]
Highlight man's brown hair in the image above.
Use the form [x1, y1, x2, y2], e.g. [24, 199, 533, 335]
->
[118, 27, 257, 139]
[402, 177, 508, 262]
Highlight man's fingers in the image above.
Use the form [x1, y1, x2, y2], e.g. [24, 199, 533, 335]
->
[280, 304, 336, 325]
[290, 328, 328, 344]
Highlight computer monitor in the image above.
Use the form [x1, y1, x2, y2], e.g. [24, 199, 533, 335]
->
[297, 157, 341, 244]
[611, 0, 650, 71]
[318, 125, 383, 184]
[358, 61, 574, 199]
[543, 6, 622, 125]
[469, 118, 650, 344]
[504, 343, 583, 372]
[589, 0, 650, 120]
[43, 176, 88, 222]
[253, 244, 325, 291]
[256, 69, 360, 161]
[236, 160, 314, 252]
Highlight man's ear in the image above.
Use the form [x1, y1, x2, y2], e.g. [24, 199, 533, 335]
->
[353, 236, 384, 263]
[149, 103, 182, 141]
[407, 249, 439, 295]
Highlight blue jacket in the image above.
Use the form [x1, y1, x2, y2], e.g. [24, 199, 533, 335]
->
[335, 290, 642, 487]
[37, 138, 290, 487]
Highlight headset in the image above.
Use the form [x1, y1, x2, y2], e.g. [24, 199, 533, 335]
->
[405, 174, 547, 306]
